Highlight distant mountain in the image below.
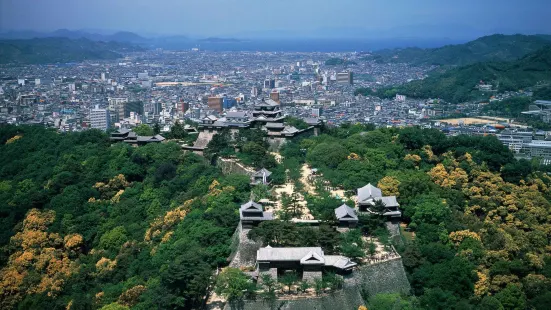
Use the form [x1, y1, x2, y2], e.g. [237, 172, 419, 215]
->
[0, 29, 148, 44]
[357, 46, 551, 103]
[108, 31, 147, 43]
[199, 37, 241, 43]
[369, 34, 551, 66]
[0, 37, 141, 64]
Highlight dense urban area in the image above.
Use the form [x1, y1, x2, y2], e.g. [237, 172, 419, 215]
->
[2, 29, 551, 310]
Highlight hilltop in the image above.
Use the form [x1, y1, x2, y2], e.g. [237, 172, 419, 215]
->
[0, 29, 148, 44]
[0, 37, 142, 64]
[369, 34, 551, 66]
[357, 46, 551, 103]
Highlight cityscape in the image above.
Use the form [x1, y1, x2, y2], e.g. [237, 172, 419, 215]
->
[1, 1, 551, 310]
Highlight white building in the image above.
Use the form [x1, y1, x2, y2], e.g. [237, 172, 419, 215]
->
[90, 105, 110, 131]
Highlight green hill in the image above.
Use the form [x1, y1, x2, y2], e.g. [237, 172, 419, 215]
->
[357, 47, 551, 103]
[0, 37, 140, 64]
[370, 34, 551, 66]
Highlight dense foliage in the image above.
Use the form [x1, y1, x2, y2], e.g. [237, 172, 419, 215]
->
[482, 97, 531, 117]
[0, 125, 250, 309]
[370, 34, 551, 66]
[0, 38, 140, 64]
[4, 122, 551, 309]
[278, 125, 551, 309]
[359, 47, 551, 103]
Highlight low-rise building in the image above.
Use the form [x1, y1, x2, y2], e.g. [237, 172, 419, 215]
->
[356, 183, 401, 220]
[335, 204, 358, 228]
[256, 246, 357, 282]
[240, 200, 273, 228]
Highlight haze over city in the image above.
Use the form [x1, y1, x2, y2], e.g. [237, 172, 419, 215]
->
[1, 0, 551, 39]
[2, 1, 551, 310]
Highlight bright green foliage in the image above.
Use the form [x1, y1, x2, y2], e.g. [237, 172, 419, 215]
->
[285, 116, 310, 130]
[0, 125, 244, 310]
[132, 124, 154, 136]
[215, 268, 256, 302]
[100, 303, 130, 310]
[368, 293, 414, 310]
[248, 221, 340, 253]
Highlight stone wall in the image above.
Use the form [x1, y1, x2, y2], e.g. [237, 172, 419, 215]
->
[352, 258, 411, 296]
[194, 131, 216, 148]
[224, 286, 365, 310]
[229, 223, 263, 269]
[267, 137, 287, 151]
[217, 158, 255, 177]
[223, 257, 411, 310]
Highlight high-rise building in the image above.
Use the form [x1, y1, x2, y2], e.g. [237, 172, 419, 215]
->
[35, 79, 41, 85]
[125, 101, 144, 118]
[179, 101, 190, 114]
[336, 71, 353, 85]
[311, 108, 322, 117]
[270, 90, 280, 104]
[208, 96, 223, 112]
[108, 97, 129, 122]
[264, 79, 275, 89]
[223, 97, 237, 109]
[101, 72, 106, 81]
[90, 105, 110, 131]
[251, 86, 259, 97]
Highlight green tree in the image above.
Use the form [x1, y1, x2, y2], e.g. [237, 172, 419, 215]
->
[368, 293, 414, 310]
[167, 120, 187, 139]
[215, 268, 256, 304]
[479, 296, 504, 310]
[279, 272, 298, 294]
[494, 284, 526, 310]
[133, 124, 154, 136]
[153, 123, 161, 134]
[99, 226, 129, 252]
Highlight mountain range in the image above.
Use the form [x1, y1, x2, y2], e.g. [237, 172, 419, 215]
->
[0, 29, 150, 44]
[369, 34, 551, 66]
[357, 46, 551, 103]
[0, 37, 142, 64]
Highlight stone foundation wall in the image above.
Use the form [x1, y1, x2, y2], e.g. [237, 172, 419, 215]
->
[352, 258, 411, 296]
[217, 158, 255, 177]
[302, 271, 322, 282]
[229, 223, 263, 269]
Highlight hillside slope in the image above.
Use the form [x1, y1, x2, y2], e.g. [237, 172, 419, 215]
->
[370, 34, 551, 66]
[0, 37, 140, 64]
[357, 47, 551, 103]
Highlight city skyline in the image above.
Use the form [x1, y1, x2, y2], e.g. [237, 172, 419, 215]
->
[1, 0, 551, 39]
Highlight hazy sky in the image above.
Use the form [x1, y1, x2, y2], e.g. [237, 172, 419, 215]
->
[1, 0, 550, 38]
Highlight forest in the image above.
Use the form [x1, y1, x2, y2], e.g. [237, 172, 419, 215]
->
[0, 125, 251, 309]
[357, 46, 551, 103]
[369, 34, 551, 66]
[270, 123, 551, 310]
[2, 123, 551, 309]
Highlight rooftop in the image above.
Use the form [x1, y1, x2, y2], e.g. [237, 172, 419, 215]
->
[335, 204, 358, 221]
[357, 183, 382, 202]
